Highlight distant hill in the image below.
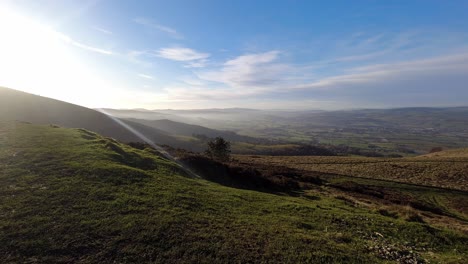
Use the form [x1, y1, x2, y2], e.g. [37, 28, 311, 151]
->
[0, 88, 336, 154]
[125, 118, 263, 143]
[100, 106, 468, 156]
[102, 106, 468, 131]
[101, 108, 274, 129]
[0, 87, 190, 148]
[98, 108, 194, 123]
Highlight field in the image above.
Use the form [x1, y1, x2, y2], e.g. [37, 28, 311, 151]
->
[197, 108, 468, 156]
[0, 122, 467, 263]
[102, 107, 468, 157]
[235, 154, 468, 191]
[233, 154, 468, 235]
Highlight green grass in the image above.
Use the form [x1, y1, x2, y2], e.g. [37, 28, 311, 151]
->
[236, 155, 468, 191]
[0, 122, 467, 263]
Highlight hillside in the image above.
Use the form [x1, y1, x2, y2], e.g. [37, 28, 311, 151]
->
[421, 148, 468, 158]
[1, 121, 466, 263]
[125, 118, 261, 143]
[0, 87, 195, 149]
[236, 151, 468, 191]
[0, 88, 334, 154]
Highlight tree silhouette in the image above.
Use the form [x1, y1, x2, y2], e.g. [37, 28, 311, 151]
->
[205, 137, 231, 162]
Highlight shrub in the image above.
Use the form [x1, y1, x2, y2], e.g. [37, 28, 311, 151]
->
[205, 137, 231, 162]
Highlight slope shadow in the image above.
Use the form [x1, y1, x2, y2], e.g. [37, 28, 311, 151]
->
[178, 154, 325, 195]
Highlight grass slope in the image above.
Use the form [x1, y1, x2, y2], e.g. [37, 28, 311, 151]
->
[236, 154, 468, 191]
[0, 87, 185, 148]
[0, 122, 467, 263]
[421, 148, 468, 158]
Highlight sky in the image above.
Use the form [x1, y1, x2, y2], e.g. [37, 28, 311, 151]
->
[0, 0, 467, 110]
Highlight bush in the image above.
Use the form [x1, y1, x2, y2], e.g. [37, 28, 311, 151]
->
[205, 137, 231, 162]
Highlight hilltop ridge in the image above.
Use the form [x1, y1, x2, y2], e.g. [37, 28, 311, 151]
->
[0, 87, 194, 149]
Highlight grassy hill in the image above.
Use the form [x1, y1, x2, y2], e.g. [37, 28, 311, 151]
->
[0, 87, 335, 154]
[0, 121, 467, 263]
[421, 148, 468, 158]
[0, 87, 200, 150]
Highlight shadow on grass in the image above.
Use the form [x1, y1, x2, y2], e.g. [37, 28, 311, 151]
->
[178, 154, 325, 195]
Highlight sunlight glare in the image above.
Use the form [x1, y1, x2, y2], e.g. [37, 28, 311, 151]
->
[0, 7, 117, 107]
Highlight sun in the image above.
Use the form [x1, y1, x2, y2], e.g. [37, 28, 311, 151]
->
[0, 6, 117, 107]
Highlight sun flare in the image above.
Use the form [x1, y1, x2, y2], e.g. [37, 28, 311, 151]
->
[0, 7, 118, 107]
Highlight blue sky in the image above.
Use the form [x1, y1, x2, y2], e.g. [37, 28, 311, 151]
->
[1, 0, 467, 109]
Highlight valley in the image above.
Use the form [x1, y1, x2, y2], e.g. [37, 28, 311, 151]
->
[106, 107, 468, 157]
[0, 88, 467, 263]
[0, 121, 467, 263]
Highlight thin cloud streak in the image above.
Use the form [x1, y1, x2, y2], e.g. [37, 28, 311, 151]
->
[69, 41, 113, 55]
[138, 73, 154, 79]
[93, 26, 113, 35]
[134, 17, 183, 39]
[278, 52, 468, 92]
[156, 47, 210, 61]
[168, 52, 468, 103]
[59, 34, 113, 55]
[183, 59, 208, 68]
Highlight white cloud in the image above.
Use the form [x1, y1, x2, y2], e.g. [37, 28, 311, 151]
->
[183, 59, 208, 68]
[181, 77, 205, 86]
[156, 47, 210, 61]
[270, 52, 468, 107]
[138, 73, 154, 79]
[92, 26, 112, 35]
[59, 34, 113, 55]
[165, 51, 468, 107]
[69, 40, 113, 55]
[134, 17, 183, 39]
[197, 50, 294, 87]
[225, 50, 280, 66]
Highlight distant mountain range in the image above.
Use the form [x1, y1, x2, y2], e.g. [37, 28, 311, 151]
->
[3, 87, 468, 156]
[0, 87, 266, 151]
[124, 118, 262, 143]
[100, 105, 468, 155]
[0, 87, 193, 149]
[99, 106, 468, 132]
